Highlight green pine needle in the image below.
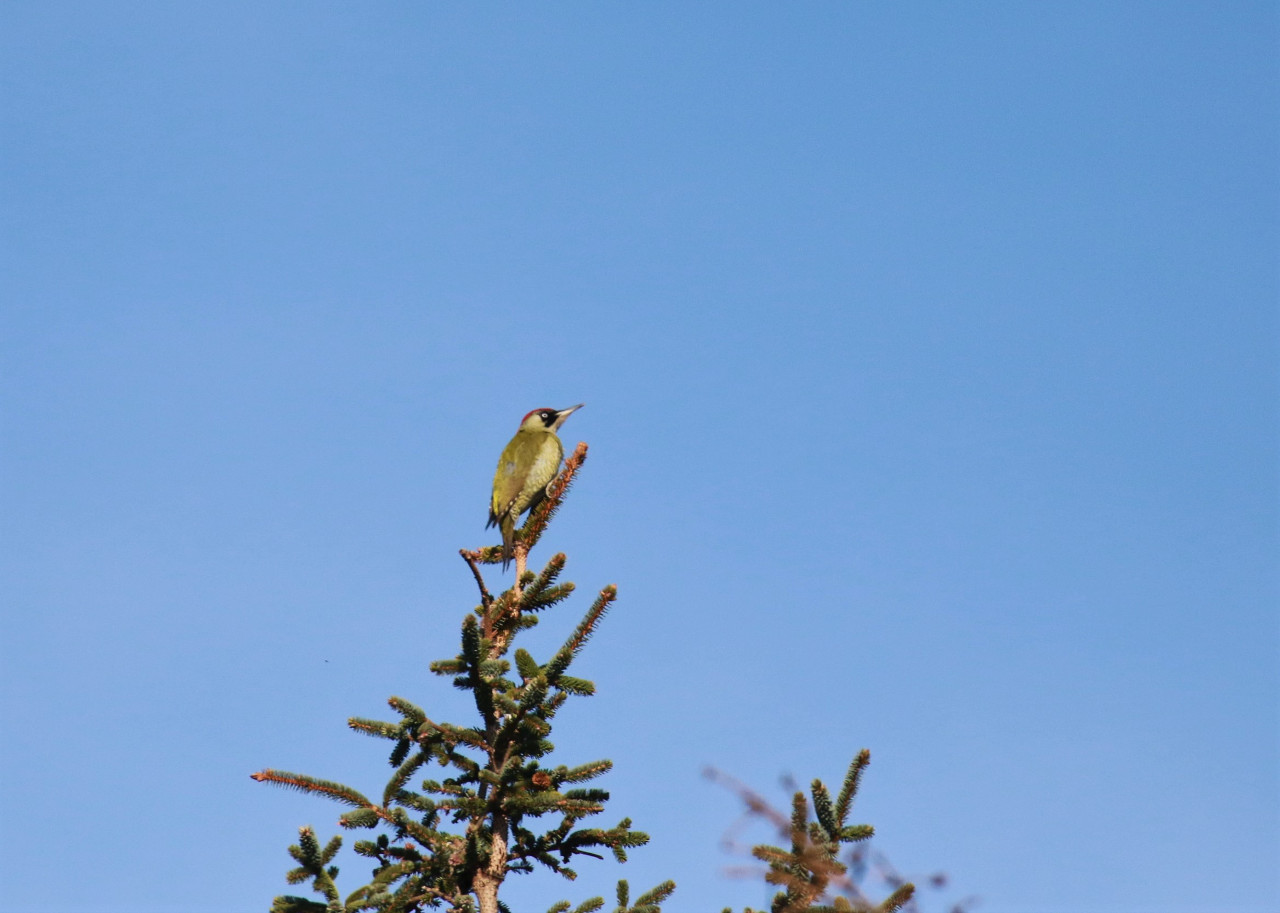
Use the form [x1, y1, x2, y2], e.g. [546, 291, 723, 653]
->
[515, 648, 541, 680]
[462, 615, 483, 671]
[811, 780, 837, 837]
[269, 896, 330, 913]
[559, 760, 613, 783]
[518, 553, 567, 604]
[251, 770, 374, 810]
[634, 880, 676, 906]
[347, 717, 400, 740]
[338, 808, 380, 829]
[876, 883, 916, 913]
[839, 824, 873, 842]
[386, 696, 427, 724]
[789, 793, 808, 846]
[388, 738, 412, 768]
[547, 587, 616, 682]
[556, 675, 596, 696]
[834, 750, 870, 825]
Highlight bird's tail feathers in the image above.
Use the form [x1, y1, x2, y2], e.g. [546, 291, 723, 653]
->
[499, 515, 515, 571]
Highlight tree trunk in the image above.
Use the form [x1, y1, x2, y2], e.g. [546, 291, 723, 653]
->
[473, 816, 508, 913]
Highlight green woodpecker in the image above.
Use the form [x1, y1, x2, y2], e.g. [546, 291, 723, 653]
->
[487, 404, 584, 569]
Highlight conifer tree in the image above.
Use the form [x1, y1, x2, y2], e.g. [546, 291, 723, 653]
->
[254, 444, 672, 913]
[254, 440, 914, 913]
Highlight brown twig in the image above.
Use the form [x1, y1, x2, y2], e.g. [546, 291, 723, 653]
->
[514, 545, 527, 599]
[460, 549, 494, 608]
[704, 767, 792, 834]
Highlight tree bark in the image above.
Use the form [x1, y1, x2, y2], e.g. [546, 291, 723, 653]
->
[473, 817, 508, 913]
[514, 542, 527, 597]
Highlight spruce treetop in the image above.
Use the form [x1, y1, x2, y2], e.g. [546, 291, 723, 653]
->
[255, 443, 674, 913]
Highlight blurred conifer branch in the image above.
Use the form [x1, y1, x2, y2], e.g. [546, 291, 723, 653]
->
[707, 763, 976, 913]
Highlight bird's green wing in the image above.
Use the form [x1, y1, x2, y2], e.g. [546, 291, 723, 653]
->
[490, 431, 538, 523]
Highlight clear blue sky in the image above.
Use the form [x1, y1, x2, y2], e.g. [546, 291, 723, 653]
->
[1, 4, 1276, 912]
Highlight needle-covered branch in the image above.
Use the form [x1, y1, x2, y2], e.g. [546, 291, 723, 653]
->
[613, 878, 678, 913]
[708, 756, 914, 913]
[251, 770, 378, 813]
[269, 826, 342, 913]
[518, 442, 588, 556]
[544, 876, 675, 913]
[546, 586, 616, 685]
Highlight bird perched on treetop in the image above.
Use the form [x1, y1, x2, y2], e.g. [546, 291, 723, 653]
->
[488, 404, 584, 570]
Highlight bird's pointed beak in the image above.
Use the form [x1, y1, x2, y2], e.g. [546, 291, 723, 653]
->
[552, 403, 584, 430]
